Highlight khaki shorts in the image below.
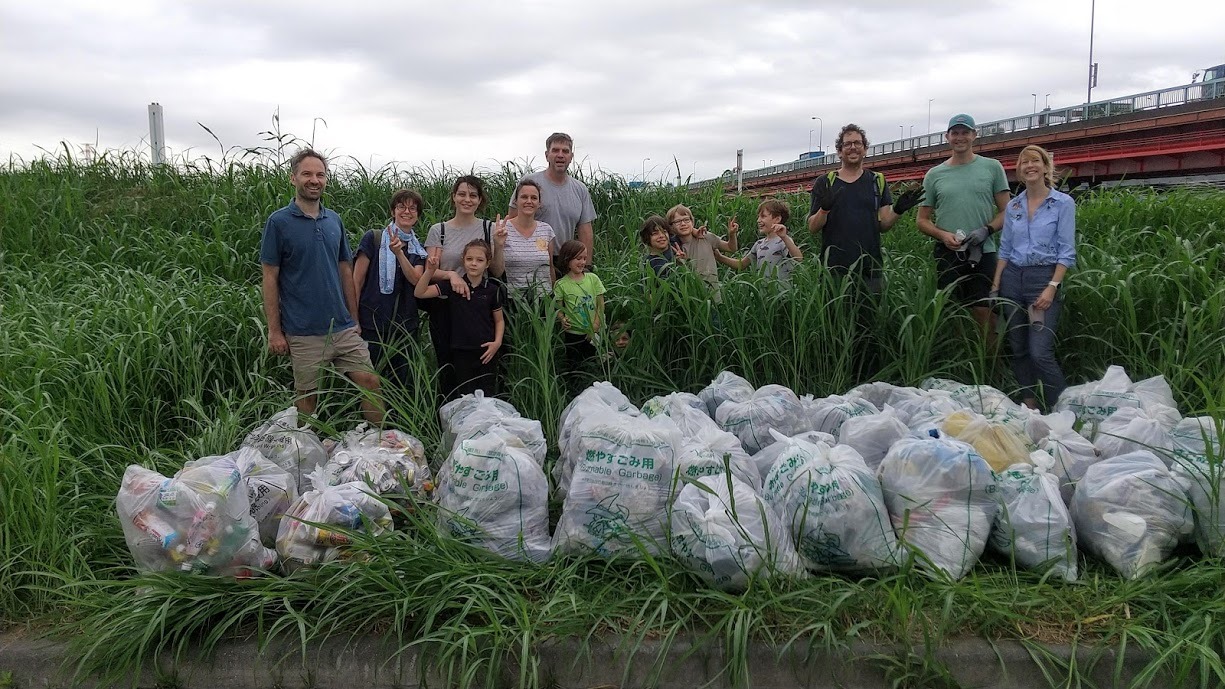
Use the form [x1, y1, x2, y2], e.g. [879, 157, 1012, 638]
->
[287, 328, 374, 392]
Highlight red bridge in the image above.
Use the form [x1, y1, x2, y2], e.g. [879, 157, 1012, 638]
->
[726, 79, 1225, 195]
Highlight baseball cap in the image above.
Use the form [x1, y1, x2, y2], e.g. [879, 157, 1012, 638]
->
[947, 114, 976, 131]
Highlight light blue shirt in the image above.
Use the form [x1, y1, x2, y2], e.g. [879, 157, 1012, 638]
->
[998, 188, 1077, 268]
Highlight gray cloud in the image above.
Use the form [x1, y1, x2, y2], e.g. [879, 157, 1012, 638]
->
[2, 0, 1222, 180]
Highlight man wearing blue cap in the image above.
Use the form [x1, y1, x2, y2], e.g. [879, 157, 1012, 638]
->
[917, 114, 1010, 341]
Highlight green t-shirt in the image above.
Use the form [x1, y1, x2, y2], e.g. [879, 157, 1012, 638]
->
[921, 155, 1009, 254]
[554, 272, 606, 335]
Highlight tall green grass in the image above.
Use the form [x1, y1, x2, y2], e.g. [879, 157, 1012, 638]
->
[3, 147, 1225, 686]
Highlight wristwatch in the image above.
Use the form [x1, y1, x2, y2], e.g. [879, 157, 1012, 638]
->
[1048, 281, 1061, 290]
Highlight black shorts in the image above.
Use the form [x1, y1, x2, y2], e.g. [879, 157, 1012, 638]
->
[934, 246, 997, 306]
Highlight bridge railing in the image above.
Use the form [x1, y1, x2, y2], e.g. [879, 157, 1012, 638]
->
[733, 78, 1225, 185]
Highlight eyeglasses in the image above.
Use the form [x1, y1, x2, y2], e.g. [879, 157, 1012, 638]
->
[670, 218, 692, 226]
[840, 140, 866, 149]
[395, 204, 419, 213]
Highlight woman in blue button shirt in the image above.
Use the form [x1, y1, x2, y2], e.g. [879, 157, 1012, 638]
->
[991, 145, 1076, 410]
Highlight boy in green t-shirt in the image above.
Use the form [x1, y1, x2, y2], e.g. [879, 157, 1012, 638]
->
[554, 239, 606, 387]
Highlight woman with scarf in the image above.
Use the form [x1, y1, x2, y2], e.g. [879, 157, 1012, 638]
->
[353, 188, 430, 391]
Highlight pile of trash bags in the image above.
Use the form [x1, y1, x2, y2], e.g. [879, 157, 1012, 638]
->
[118, 408, 429, 577]
[116, 364, 1223, 586]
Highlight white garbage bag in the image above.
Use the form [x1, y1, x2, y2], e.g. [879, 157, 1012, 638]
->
[716, 384, 806, 455]
[878, 436, 998, 579]
[761, 432, 899, 573]
[890, 389, 962, 428]
[800, 394, 879, 436]
[1055, 366, 1176, 438]
[1038, 411, 1101, 505]
[669, 474, 804, 591]
[1069, 451, 1192, 579]
[555, 382, 641, 493]
[552, 415, 679, 558]
[644, 392, 758, 490]
[1169, 416, 1224, 557]
[439, 391, 522, 453]
[642, 392, 707, 420]
[116, 456, 276, 576]
[921, 378, 1019, 417]
[989, 451, 1078, 581]
[846, 382, 911, 411]
[750, 430, 836, 484]
[325, 425, 432, 496]
[837, 405, 909, 472]
[275, 467, 393, 573]
[435, 429, 551, 562]
[698, 371, 756, 418]
[242, 407, 329, 494]
[1093, 406, 1179, 462]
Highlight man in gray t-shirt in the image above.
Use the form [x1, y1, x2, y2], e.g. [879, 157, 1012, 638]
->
[509, 132, 597, 257]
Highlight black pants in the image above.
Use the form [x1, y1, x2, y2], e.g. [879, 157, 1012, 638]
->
[361, 325, 418, 390]
[426, 303, 457, 403]
[450, 348, 499, 400]
[561, 332, 597, 396]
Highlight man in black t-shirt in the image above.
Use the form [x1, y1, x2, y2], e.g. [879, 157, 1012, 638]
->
[807, 124, 924, 289]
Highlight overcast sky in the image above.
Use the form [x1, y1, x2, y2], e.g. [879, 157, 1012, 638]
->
[2, 0, 1222, 182]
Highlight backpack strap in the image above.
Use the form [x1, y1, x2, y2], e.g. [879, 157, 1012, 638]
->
[483, 219, 491, 245]
[374, 227, 384, 247]
[439, 221, 446, 245]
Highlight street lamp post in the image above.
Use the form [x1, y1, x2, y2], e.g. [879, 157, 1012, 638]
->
[927, 98, 934, 133]
[811, 116, 822, 154]
[1045, 93, 1051, 109]
[809, 129, 815, 153]
[899, 125, 904, 148]
[1031, 93, 1038, 114]
[641, 157, 650, 181]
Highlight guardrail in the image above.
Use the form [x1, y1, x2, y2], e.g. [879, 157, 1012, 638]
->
[728, 78, 1225, 184]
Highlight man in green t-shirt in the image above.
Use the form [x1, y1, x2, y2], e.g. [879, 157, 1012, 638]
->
[917, 114, 1011, 340]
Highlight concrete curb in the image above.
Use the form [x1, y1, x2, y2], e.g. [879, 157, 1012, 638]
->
[0, 631, 1173, 688]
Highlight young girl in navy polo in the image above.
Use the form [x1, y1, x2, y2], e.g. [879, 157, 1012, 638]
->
[414, 239, 504, 401]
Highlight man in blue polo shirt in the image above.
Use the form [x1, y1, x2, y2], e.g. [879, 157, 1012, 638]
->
[260, 149, 383, 423]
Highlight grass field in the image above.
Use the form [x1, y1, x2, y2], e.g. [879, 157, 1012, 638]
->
[2, 148, 1224, 687]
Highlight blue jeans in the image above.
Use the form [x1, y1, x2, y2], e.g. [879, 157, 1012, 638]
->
[999, 263, 1066, 409]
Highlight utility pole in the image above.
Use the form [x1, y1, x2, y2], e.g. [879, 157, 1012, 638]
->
[147, 102, 165, 166]
[1087, 0, 1097, 104]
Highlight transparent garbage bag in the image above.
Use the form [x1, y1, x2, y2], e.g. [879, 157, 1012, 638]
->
[555, 382, 641, 493]
[552, 415, 679, 558]
[716, 384, 806, 455]
[878, 436, 998, 580]
[1093, 405, 1179, 462]
[670, 473, 804, 591]
[988, 450, 1078, 581]
[641, 392, 707, 420]
[800, 394, 879, 436]
[1055, 365, 1176, 439]
[435, 428, 550, 562]
[116, 455, 276, 577]
[242, 406, 328, 494]
[182, 447, 297, 549]
[836, 404, 908, 472]
[645, 392, 759, 491]
[275, 467, 393, 574]
[750, 430, 835, 484]
[1038, 411, 1102, 505]
[761, 430, 899, 573]
[890, 388, 962, 428]
[325, 424, 432, 496]
[846, 381, 910, 411]
[698, 371, 756, 418]
[1169, 416, 1225, 557]
[1070, 450, 1192, 579]
[921, 378, 1020, 417]
[439, 390, 521, 454]
[942, 411, 1033, 473]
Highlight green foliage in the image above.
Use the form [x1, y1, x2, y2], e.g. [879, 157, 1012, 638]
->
[3, 148, 1225, 687]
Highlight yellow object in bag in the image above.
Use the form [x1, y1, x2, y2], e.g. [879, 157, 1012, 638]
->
[943, 411, 1033, 472]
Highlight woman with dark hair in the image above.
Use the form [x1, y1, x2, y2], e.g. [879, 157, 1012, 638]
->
[991, 145, 1076, 410]
[352, 189, 428, 391]
[424, 175, 505, 399]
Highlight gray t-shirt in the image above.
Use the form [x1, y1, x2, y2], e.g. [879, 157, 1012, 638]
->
[748, 236, 796, 284]
[424, 219, 491, 272]
[510, 171, 597, 245]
